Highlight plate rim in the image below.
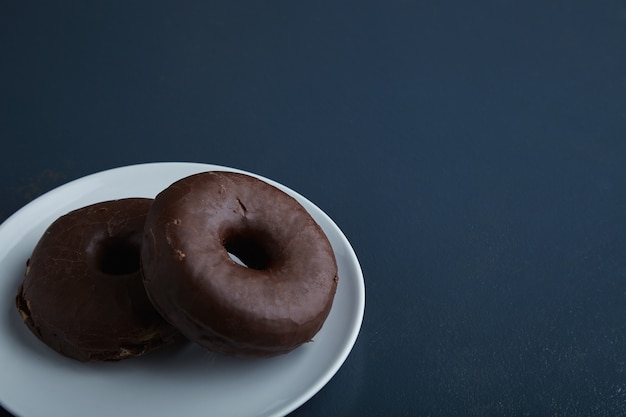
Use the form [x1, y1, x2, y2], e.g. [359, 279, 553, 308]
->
[0, 162, 365, 417]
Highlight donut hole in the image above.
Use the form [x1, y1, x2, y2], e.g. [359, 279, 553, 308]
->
[223, 231, 276, 270]
[97, 235, 141, 275]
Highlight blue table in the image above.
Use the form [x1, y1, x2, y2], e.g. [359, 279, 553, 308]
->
[2, 1, 626, 415]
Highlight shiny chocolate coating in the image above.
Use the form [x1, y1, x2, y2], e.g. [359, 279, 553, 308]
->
[141, 171, 338, 357]
[15, 198, 182, 362]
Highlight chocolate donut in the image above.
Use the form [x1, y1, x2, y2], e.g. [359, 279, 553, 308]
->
[141, 171, 338, 357]
[15, 198, 181, 362]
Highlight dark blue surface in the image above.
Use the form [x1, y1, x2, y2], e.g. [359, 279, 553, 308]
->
[2, 1, 626, 416]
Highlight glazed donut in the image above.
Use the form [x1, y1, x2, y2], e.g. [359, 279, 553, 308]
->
[15, 198, 181, 362]
[141, 171, 338, 357]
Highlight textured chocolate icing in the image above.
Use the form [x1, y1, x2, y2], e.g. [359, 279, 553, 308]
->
[15, 198, 181, 362]
[141, 171, 338, 357]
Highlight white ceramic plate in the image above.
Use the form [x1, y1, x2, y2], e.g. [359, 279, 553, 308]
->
[0, 163, 365, 417]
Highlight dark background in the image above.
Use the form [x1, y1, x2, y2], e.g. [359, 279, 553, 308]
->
[2, 1, 626, 416]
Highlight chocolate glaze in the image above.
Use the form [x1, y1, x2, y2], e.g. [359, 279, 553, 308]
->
[141, 171, 338, 357]
[15, 198, 181, 362]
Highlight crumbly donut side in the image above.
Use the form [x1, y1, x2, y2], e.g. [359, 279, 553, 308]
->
[16, 198, 182, 362]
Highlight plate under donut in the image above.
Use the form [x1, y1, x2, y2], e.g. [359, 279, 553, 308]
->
[0, 162, 365, 417]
